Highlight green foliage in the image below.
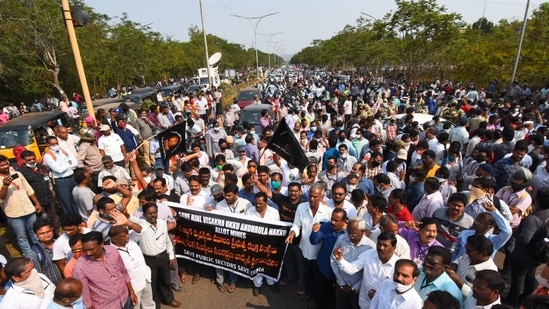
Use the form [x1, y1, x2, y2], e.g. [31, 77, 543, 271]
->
[291, 0, 549, 88]
[0, 0, 278, 103]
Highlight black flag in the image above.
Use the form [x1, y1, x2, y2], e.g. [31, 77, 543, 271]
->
[267, 117, 309, 171]
[157, 121, 187, 164]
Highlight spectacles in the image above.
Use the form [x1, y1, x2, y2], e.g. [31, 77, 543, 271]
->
[333, 192, 345, 196]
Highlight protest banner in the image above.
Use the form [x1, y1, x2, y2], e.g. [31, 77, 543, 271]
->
[167, 202, 292, 281]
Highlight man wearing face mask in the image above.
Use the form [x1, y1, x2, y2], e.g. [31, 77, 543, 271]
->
[97, 156, 131, 192]
[532, 263, 549, 296]
[18, 150, 57, 220]
[207, 120, 227, 161]
[318, 157, 346, 199]
[465, 178, 513, 222]
[495, 168, 533, 230]
[461, 147, 490, 191]
[43, 136, 78, 216]
[2, 257, 55, 309]
[337, 144, 357, 173]
[370, 259, 423, 309]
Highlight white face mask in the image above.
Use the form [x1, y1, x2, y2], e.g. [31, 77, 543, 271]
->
[394, 281, 414, 294]
[49, 145, 60, 152]
[26, 162, 37, 168]
[536, 273, 549, 288]
[346, 185, 356, 192]
[341, 153, 347, 159]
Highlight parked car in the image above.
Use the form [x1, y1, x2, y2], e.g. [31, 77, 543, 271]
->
[186, 84, 208, 94]
[238, 104, 275, 136]
[159, 84, 186, 99]
[236, 88, 262, 109]
[382, 113, 453, 132]
[126, 87, 157, 105]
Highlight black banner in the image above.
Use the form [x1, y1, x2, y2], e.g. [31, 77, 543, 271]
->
[266, 117, 309, 171]
[157, 121, 186, 165]
[168, 202, 291, 281]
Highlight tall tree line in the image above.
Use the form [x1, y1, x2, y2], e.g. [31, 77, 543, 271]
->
[291, 0, 549, 88]
[0, 0, 281, 103]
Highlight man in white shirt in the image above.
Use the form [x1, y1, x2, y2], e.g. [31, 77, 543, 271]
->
[462, 270, 504, 309]
[247, 192, 281, 296]
[56, 126, 80, 158]
[179, 175, 212, 210]
[97, 156, 131, 190]
[213, 184, 252, 292]
[330, 217, 376, 309]
[446, 234, 498, 298]
[1, 257, 55, 309]
[109, 226, 155, 309]
[370, 259, 423, 309]
[43, 136, 78, 216]
[285, 183, 333, 297]
[333, 232, 401, 309]
[98, 125, 127, 167]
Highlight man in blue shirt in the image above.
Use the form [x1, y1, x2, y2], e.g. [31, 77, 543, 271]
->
[310, 208, 347, 309]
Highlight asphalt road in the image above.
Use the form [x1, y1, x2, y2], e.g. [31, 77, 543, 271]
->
[165, 270, 304, 309]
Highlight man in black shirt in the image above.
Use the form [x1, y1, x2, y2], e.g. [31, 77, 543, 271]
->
[255, 177, 307, 292]
[18, 150, 56, 219]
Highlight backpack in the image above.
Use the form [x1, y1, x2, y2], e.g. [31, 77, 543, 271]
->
[31, 244, 46, 266]
[531, 216, 549, 263]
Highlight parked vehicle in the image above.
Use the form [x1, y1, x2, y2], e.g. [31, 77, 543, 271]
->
[238, 103, 275, 136]
[236, 88, 262, 109]
[0, 111, 69, 161]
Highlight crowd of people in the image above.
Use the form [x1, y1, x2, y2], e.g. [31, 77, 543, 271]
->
[0, 71, 549, 309]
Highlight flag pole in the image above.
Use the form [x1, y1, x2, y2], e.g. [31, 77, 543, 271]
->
[134, 134, 158, 152]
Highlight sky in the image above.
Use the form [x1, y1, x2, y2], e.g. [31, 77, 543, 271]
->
[87, 0, 542, 57]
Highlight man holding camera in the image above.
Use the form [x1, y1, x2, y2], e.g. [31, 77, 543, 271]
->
[0, 154, 42, 258]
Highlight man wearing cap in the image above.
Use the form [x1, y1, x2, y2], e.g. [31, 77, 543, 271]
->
[77, 127, 103, 193]
[98, 124, 127, 168]
[97, 156, 131, 190]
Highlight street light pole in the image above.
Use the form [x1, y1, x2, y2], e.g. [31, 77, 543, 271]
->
[199, 0, 212, 90]
[60, 0, 94, 120]
[232, 12, 279, 78]
[510, 0, 531, 92]
[259, 32, 282, 72]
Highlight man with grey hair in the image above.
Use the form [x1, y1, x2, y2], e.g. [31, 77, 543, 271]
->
[286, 183, 333, 300]
[331, 217, 376, 309]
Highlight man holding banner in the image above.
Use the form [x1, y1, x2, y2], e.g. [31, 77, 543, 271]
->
[285, 183, 333, 304]
[246, 192, 281, 296]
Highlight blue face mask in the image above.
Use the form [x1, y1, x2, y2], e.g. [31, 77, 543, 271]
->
[271, 181, 281, 190]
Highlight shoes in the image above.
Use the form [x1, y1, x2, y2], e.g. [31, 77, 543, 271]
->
[165, 300, 181, 308]
[269, 283, 280, 294]
[171, 283, 183, 292]
[297, 285, 306, 295]
[252, 286, 261, 296]
[192, 273, 201, 284]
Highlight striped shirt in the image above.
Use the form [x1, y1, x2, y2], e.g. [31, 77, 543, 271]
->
[29, 242, 63, 285]
[139, 219, 175, 260]
[73, 246, 131, 309]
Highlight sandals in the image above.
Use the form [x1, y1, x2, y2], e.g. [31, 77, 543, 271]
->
[227, 282, 236, 293]
[216, 282, 226, 293]
[191, 273, 201, 284]
[180, 273, 189, 284]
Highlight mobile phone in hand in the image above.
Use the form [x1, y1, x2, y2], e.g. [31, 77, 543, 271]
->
[11, 173, 19, 180]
